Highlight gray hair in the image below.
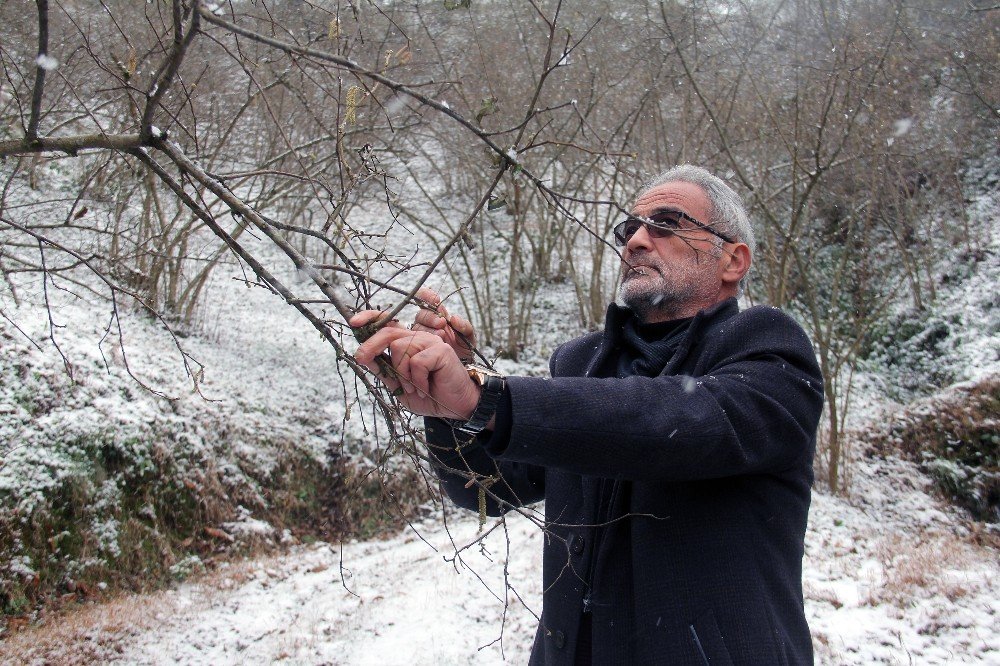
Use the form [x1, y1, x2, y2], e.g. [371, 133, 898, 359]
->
[636, 164, 755, 292]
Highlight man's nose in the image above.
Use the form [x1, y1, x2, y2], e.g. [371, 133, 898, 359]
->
[625, 223, 654, 254]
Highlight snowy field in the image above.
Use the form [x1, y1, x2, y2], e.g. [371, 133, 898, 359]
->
[96, 474, 1000, 666]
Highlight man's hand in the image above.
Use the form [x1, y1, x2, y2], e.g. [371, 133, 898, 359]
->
[351, 309, 480, 421]
[411, 287, 477, 363]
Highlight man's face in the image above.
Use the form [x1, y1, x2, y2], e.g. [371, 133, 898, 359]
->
[617, 181, 729, 323]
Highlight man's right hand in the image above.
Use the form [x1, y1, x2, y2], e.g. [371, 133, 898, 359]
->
[411, 287, 477, 362]
[350, 309, 481, 421]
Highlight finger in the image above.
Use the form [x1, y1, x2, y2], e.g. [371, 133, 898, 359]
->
[349, 311, 406, 339]
[415, 286, 442, 309]
[413, 309, 446, 330]
[360, 355, 402, 394]
[408, 351, 432, 398]
[415, 308, 450, 333]
[407, 344, 454, 402]
[394, 354, 416, 394]
[388, 333, 423, 365]
[448, 314, 475, 338]
[349, 309, 385, 327]
[355, 327, 427, 365]
[416, 286, 450, 324]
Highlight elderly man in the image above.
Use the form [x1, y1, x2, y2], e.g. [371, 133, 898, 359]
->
[353, 165, 823, 665]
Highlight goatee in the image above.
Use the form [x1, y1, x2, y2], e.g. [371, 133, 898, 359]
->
[617, 252, 718, 323]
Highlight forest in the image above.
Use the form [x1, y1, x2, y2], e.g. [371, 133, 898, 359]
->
[1, 0, 997, 662]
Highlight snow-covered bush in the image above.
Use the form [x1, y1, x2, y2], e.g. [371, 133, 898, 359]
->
[866, 377, 999, 524]
[0, 320, 431, 619]
[864, 309, 965, 400]
[862, 245, 998, 402]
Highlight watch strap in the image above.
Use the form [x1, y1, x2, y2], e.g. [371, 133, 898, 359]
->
[451, 368, 505, 436]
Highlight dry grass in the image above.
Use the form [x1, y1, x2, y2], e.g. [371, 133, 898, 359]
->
[0, 591, 175, 665]
[804, 581, 844, 609]
[862, 532, 980, 607]
[863, 376, 999, 522]
[0, 556, 269, 666]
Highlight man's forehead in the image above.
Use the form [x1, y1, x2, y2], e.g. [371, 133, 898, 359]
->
[632, 181, 710, 216]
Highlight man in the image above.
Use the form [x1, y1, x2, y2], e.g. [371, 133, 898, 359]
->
[353, 165, 824, 665]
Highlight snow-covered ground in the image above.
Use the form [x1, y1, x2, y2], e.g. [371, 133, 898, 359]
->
[3, 255, 998, 664]
[2, 454, 997, 665]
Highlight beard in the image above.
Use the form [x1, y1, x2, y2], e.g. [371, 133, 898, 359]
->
[616, 250, 721, 323]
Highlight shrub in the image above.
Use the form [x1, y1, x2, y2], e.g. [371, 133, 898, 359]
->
[866, 377, 999, 523]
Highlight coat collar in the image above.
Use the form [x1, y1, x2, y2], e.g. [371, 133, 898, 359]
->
[584, 297, 740, 378]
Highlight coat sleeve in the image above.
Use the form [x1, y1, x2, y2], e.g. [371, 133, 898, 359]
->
[424, 416, 545, 516]
[483, 308, 824, 482]
[424, 346, 560, 515]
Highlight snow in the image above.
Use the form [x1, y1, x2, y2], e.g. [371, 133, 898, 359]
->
[61, 455, 984, 665]
[805, 457, 1000, 664]
[34, 54, 58, 71]
[2, 266, 997, 666]
[7, 461, 994, 665]
[892, 118, 914, 137]
[1, 117, 997, 666]
[107, 513, 543, 665]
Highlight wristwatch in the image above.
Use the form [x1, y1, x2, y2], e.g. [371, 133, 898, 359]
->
[450, 363, 506, 436]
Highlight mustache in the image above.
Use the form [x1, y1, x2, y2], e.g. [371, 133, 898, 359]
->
[623, 251, 665, 274]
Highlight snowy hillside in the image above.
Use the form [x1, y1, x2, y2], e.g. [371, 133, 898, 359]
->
[1, 220, 998, 665]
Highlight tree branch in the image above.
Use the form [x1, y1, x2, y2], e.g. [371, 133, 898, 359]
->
[0, 133, 146, 158]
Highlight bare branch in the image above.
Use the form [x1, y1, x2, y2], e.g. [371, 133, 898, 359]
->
[141, 0, 200, 139]
[0, 133, 145, 158]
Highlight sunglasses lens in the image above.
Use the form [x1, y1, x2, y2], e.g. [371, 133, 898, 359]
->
[649, 211, 683, 229]
[614, 209, 733, 245]
[614, 219, 640, 245]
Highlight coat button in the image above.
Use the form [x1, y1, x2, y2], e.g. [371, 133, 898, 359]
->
[570, 534, 585, 555]
[553, 630, 566, 649]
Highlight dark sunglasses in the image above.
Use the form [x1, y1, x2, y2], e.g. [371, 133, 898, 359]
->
[613, 210, 735, 246]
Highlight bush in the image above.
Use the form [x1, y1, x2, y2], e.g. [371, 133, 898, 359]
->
[863, 310, 963, 400]
[866, 377, 999, 523]
[0, 330, 434, 623]
[0, 429, 432, 620]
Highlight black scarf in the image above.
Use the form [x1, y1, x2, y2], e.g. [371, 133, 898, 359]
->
[615, 314, 693, 378]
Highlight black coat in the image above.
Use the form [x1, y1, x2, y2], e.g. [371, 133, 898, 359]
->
[426, 298, 824, 665]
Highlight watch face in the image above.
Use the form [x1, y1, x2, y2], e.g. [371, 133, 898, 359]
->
[466, 364, 502, 385]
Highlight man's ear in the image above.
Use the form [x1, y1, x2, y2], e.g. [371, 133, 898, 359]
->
[721, 243, 751, 287]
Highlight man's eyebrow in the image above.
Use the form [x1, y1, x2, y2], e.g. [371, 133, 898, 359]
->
[647, 208, 693, 220]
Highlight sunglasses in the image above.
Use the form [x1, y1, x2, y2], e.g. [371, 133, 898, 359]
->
[613, 210, 735, 246]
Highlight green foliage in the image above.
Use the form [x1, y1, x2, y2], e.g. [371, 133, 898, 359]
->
[0, 427, 431, 620]
[863, 309, 964, 401]
[474, 96, 498, 126]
